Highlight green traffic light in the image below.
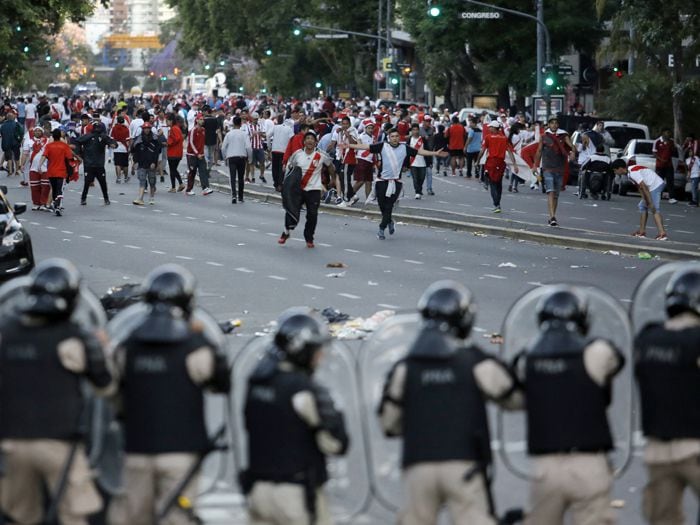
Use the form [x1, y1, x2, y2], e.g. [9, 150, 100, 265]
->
[390, 77, 399, 85]
[293, 28, 301, 36]
[428, 6, 441, 16]
[23, 46, 29, 53]
[314, 81, 322, 89]
[545, 77, 554, 86]
[265, 49, 272, 56]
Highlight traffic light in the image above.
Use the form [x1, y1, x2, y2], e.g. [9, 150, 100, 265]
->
[204, 64, 211, 70]
[54, 61, 60, 69]
[161, 75, 168, 81]
[23, 45, 29, 53]
[427, 0, 441, 16]
[265, 49, 273, 56]
[219, 59, 225, 66]
[173, 67, 180, 75]
[402, 66, 412, 76]
[314, 81, 322, 89]
[543, 65, 563, 92]
[45, 55, 51, 62]
[292, 27, 302, 36]
[149, 71, 155, 77]
[613, 65, 623, 78]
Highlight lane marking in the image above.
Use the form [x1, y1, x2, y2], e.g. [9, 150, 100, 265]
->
[79, 235, 92, 239]
[185, 216, 198, 220]
[169, 213, 180, 216]
[404, 259, 423, 265]
[246, 228, 259, 232]
[235, 267, 254, 273]
[101, 240, 116, 244]
[674, 230, 694, 234]
[206, 261, 224, 267]
[124, 245, 142, 250]
[483, 274, 507, 280]
[268, 275, 287, 281]
[46, 226, 57, 230]
[318, 242, 332, 247]
[151, 250, 167, 255]
[61, 230, 73, 234]
[602, 220, 618, 224]
[441, 266, 461, 272]
[153, 209, 163, 213]
[344, 248, 361, 253]
[303, 284, 324, 290]
[338, 293, 361, 299]
[527, 281, 544, 287]
[225, 224, 238, 228]
[378, 303, 399, 309]
[373, 254, 390, 259]
[30, 221, 41, 225]
[205, 220, 216, 224]
[176, 255, 194, 260]
[266, 232, 279, 237]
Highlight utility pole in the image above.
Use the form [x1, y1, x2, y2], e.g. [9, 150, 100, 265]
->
[536, 0, 544, 95]
[376, 0, 384, 96]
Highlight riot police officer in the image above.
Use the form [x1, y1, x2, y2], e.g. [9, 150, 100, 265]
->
[515, 288, 624, 525]
[635, 268, 700, 524]
[107, 264, 231, 525]
[0, 259, 112, 525]
[377, 281, 521, 525]
[242, 307, 349, 525]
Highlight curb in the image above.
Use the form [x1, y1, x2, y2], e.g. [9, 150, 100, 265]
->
[209, 179, 700, 261]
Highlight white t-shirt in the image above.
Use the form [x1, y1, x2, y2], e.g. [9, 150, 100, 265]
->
[288, 148, 332, 191]
[270, 124, 294, 153]
[25, 103, 37, 120]
[686, 156, 700, 179]
[409, 135, 426, 168]
[628, 166, 664, 191]
[331, 126, 358, 162]
[356, 132, 375, 163]
[23, 136, 48, 172]
[129, 118, 144, 139]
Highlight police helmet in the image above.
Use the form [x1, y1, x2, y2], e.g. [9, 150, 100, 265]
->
[24, 258, 81, 318]
[92, 122, 106, 134]
[274, 308, 330, 370]
[536, 288, 588, 334]
[665, 269, 700, 318]
[417, 280, 476, 338]
[141, 264, 195, 314]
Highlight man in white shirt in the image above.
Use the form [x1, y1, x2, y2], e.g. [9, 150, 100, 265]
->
[221, 116, 253, 204]
[408, 123, 428, 199]
[269, 114, 294, 191]
[611, 159, 668, 240]
[278, 132, 335, 248]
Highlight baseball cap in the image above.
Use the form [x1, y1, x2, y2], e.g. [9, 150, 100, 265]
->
[141, 122, 153, 129]
[423, 115, 433, 122]
[251, 112, 259, 119]
[488, 120, 501, 128]
[362, 118, 375, 127]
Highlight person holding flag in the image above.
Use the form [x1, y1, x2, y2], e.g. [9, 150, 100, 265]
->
[476, 121, 519, 213]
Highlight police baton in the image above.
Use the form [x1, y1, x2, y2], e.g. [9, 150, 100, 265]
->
[155, 424, 228, 524]
[44, 440, 80, 524]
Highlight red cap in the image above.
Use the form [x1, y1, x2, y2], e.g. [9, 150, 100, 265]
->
[141, 122, 153, 129]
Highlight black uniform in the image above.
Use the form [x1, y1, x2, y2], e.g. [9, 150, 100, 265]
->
[75, 131, 116, 203]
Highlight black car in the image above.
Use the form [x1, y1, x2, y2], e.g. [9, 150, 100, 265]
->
[0, 185, 34, 283]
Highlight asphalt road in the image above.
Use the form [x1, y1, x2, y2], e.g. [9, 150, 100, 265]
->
[5, 164, 698, 524]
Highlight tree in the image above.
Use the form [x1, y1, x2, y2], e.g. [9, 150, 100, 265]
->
[605, 0, 700, 140]
[398, 0, 604, 109]
[0, 0, 104, 82]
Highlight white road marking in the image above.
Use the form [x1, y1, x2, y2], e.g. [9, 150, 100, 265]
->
[344, 248, 361, 253]
[318, 242, 332, 247]
[441, 266, 461, 272]
[206, 261, 224, 267]
[620, 299, 633, 303]
[266, 232, 278, 237]
[185, 216, 198, 220]
[668, 214, 685, 218]
[602, 220, 618, 224]
[338, 293, 361, 299]
[30, 222, 41, 225]
[151, 250, 166, 255]
[673, 230, 694, 234]
[569, 216, 586, 220]
[235, 267, 254, 273]
[61, 230, 73, 234]
[373, 254, 390, 259]
[46, 226, 57, 230]
[246, 228, 259, 232]
[303, 284, 324, 290]
[205, 220, 216, 224]
[79, 235, 92, 239]
[176, 255, 194, 260]
[404, 259, 424, 264]
[124, 245, 142, 250]
[483, 274, 507, 280]
[170, 213, 180, 216]
[611, 207, 624, 211]
[225, 224, 238, 228]
[101, 240, 116, 244]
[527, 281, 544, 287]
[268, 275, 287, 281]
[378, 303, 399, 309]
[153, 209, 163, 213]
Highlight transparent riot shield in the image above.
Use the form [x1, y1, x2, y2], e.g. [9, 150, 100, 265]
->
[630, 261, 700, 332]
[499, 284, 634, 479]
[230, 335, 371, 521]
[357, 313, 423, 512]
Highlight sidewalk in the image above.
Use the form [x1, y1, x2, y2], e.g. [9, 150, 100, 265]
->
[210, 166, 700, 260]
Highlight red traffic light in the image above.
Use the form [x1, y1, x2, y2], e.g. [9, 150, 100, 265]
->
[615, 70, 623, 78]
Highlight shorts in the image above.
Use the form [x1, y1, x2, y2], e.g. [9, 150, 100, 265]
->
[113, 152, 128, 167]
[448, 149, 464, 158]
[354, 160, 374, 182]
[639, 183, 664, 213]
[2, 146, 19, 161]
[543, 170, 563, 195]
[251, 149, 265, 166]
[137, 168, 156, 189]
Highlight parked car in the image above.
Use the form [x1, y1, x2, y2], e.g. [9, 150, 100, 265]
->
[458, 107, 500, 123]
[603, 121, 650, 156]
[617, 139, 687, 199]
[0, 186, 34, 283]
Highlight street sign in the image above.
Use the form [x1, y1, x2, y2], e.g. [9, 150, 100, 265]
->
[314, 33, 349, 39]
[557, 64, 574, 75]
[532, 95, 564, 122]
[460, 11, 501, 19]
[382, 58, 395, 72]
[373, 70, 385, 82]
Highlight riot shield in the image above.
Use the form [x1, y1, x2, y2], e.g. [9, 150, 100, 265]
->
[357, 313, 423, 512]
[630, 261, 700, 332]
[229, 335, 371, 521]
[499, 284, 634, 479]
[0, 277, 107, 331]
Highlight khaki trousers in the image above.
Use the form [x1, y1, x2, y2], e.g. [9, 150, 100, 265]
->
[248, 482, 333, 525]
[0, 439, 102, 525]
[399, 461, 496, 525]
[643, 455, 700, 525]
[525, 453, 616, 525]
[107, 452, 199, 525]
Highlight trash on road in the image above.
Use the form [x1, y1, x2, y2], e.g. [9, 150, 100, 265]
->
[330, 309, 396, 339]
[498, 262, 517, 268]
[610, 500, 625, 509]
[325, 272, 346, 278]
[637, 252, 653, 260]
[326, 262, 348, 268]
[603, 250, 621, 256]
[473, 231, 488, 237]
[368, 281, 378, 286]
[484, 332, 504, 345]
[321, 307, 350, 323]
[570, 265, 589, 269]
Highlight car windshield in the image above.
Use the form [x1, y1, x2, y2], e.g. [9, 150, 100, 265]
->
[607, 127, 647, 149]
[634, 142, 654, 155]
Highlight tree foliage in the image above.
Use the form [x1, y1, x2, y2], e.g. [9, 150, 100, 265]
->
[398, 0, 603, 108]
[0, 0, 103, 82]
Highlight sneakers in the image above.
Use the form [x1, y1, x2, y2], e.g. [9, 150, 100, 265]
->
[168, 188, 177, 193]
[177, 184, 186, 192]
[688, 200, 699, 207]
[160, 176, 165, 183]
[132, 199, 144, 206]
[80, 200, 87, 206]
[232, 198, 237, 204]
[202, 188, 213, 196]
[185, 191, 196, 196]
[377, 228, 386, 240]
[548, 217, 558, 227]
[278, 232, 290, 245]
[104, 200, 110, 205]
[669, 198, 678, 204]
[427, 190, 435, 196]
[115, 178, 121, 184]
[415, 194, 422, 200]
[19, 181, 28, 187]
[260, 176, 267, 184]
[334, 197, 343, 205]
[306, 241, 315, 248]
[655, 233, 669, 241]
[337, 200, 348, 208]
[493, 206, 502, 213]
[512, 187, 519, 193]
[149, 199, 155, 205]
[349, 195, 360, 206]
[631, 230, 646, 238]
[324, 189, 336, 204]
[31, 205, 40, 211]
[388, 221, 395, 235]
[508, 186, 513, 192]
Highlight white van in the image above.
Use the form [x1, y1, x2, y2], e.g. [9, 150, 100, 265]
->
[603, 121, 650, 155]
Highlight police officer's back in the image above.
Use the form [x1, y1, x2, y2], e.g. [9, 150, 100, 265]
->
[634, 269, 700, 525]
[515, 289, 624, 525]
[242, 308, 349, 525]
[378, 281, 521, 525]
[107, 264, 230, 525]
[0, 259, 112, 525]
